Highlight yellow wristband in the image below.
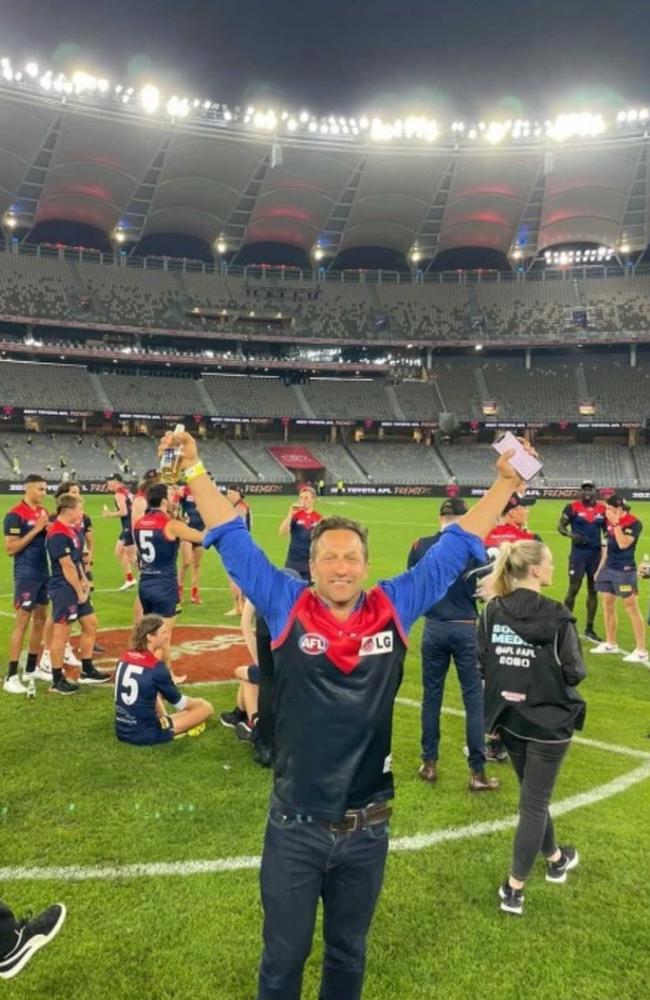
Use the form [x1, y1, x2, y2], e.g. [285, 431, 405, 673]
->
[184, 461, 207, 483]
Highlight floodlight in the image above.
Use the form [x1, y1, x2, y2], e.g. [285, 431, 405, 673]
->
[215, 238, 227, 255]
[25, 62, 39, 78]
[619, 242, 630, 253]
[141, 84, 160, 114]
[112, 228, 127, 244]
[313, 246, 324, 261]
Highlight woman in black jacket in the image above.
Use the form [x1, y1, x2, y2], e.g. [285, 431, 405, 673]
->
[478, 540, 587, 915]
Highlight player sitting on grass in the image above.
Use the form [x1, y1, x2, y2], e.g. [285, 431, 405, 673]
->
[114, 615, 213, 745]
[220, 598, 260, 742]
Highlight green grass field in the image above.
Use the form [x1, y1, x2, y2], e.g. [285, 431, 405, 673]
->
[1, 494, 649, 999]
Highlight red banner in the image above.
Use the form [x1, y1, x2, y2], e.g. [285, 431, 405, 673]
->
[268, 445, 323, 470]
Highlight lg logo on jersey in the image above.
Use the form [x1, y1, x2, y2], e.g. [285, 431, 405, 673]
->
[359, 631, 394, 656]
[299, 633, 329, 655]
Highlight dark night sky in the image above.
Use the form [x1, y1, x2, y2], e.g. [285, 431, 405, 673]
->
[3, 0, 650, 118]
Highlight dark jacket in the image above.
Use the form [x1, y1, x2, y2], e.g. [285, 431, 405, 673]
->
[478, 589, 586, 742]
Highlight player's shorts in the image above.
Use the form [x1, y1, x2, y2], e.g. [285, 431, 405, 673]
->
[284, 560, 311, 582]
[119, 528, 135, 547]
[13, 576, 49, 611]
[569, 548, 601, 582]
[246, 665, 261, 684]
[595, 567, 638, 598]
[139, 578, 180, 619]
[116, 714, 175, 746]
[49, 582, 94, 623]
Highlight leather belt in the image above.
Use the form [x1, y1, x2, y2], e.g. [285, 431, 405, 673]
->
[318, 801, 392, 834]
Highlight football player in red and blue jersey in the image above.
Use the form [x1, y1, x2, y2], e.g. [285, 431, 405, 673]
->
[558, 480, 607, 641]
[278, 484, 323, 580]
[114, 615, 213, 746]
[177, 482, 206, 604]
[224, 485, 252, 616]
[160, 427, 530, 1000]
[3, 474, 50, 694]
[133, 483, 204, 665]
[102, 473, 137, 591]
[592, 495, 647, 663]
[46, 494, 108, 694]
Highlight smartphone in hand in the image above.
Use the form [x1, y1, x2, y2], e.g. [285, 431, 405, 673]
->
[492, 431, 542, 481]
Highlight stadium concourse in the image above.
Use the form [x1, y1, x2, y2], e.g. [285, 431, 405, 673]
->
[0, 49, 650, 1000]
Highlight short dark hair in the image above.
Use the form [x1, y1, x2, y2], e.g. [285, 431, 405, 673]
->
[24, 474, 45, 485]
[310, 515, 369, 562]
[131, 614, 165, 652]
[55, 481, 79, 498]
[56, 493, 80, 514]
[146, 483, 168, 508]
[106, 473, 123, 483]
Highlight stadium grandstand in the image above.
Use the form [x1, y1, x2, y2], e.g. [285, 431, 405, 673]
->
[0, 58, 650, 495]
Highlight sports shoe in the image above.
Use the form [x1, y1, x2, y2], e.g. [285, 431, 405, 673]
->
[220, 706, 246, 729]
[63, 644, 82, 668]
[498, 882, 524, 915]
[39, 649, 52, 672]
[583, 627, 602, 642]
[174, 722, 207, 740]
[546, 846, 579, 883]
[26, 665, 52, 683]
[190, 588, 203, 604]
[3, 675, 27, 695]
[48, 678, 80, 696]
[223, 607, 239, 617]
[235, 718, 255, 742]
[118, 579, 136, 591]
[78, 666, 111, 685]
[591, 642, 620, 654]
[484, 745, 509, 763]
[469, 770, 500, 792]
[622, 649, 649, 664]
[0, 903, 66, 980]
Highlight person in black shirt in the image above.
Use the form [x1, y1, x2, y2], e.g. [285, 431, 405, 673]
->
[408, 497, 498, 792]
[478, 540, 586, 916]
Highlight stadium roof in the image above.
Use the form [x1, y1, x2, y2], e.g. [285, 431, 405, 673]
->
[0, 83, 647, 263]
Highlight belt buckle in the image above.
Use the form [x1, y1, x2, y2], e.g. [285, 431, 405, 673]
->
[343, 809, 362, 833]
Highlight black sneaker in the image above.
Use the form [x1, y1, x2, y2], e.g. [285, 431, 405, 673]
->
[220, 706, 246, 729]
[78, 666, 111, 685]
[498, 882, 524, 915]
[0, 903, 66, 980]
[235, 718, 255, 742]
[48, 678, 80, 696]
[546, 846, 579, 883]
[253, 744, 273, 768]
[584, 627, 602, 642]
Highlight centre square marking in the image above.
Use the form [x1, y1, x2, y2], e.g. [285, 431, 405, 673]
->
[88, 625, 249, 683]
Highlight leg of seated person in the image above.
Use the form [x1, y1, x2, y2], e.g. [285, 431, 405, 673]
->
[170, 698, 214, 736]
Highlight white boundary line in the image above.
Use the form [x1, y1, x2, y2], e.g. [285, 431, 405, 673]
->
[1, 700, 648, 884]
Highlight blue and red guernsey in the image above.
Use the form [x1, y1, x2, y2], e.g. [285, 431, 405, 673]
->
[46, 520, 83, 583]
[561, 500, 607, 550]
[178, 485, 204, 532]
[3, 501, 49, 579]
[286, 509, 323, 573]
[203, 517, 485, 821]
[605, 512, 642, 571]
[115, 485, 133, 534]
[133, 510, 179, 579]
[114, 649, 185, 741]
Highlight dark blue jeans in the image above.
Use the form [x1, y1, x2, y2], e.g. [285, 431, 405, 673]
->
[257, 807, 389, 1000]
[421, 619, 485, 772]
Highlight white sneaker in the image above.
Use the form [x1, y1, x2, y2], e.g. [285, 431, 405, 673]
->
[63, 643, 82, 668]
[223, 608, 239, 617]
[30, 665, 53, 682]
[39, 649, 52, 672]
[622, 649, 649, 663]
[590, 642, 620, 654]
[3, 675, 27, 695]
[118, 579, 136, 591]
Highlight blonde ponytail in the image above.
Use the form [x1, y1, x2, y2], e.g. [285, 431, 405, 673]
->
[487, 540, 548, 598]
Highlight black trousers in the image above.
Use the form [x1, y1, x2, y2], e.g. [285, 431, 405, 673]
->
[0, 901, 17, 956]
[500, 729, 570, 881]
[256, 617, 275, 752]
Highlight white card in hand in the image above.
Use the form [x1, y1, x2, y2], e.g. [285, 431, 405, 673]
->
[492, 431, 542, 481]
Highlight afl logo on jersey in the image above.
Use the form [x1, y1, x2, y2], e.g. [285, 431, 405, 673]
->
[299, 633, 329, 655]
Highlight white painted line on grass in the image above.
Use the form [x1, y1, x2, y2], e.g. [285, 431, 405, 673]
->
[1, 715, 648, 884]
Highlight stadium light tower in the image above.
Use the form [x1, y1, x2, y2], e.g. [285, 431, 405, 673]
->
[215, 236, 227, 255]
